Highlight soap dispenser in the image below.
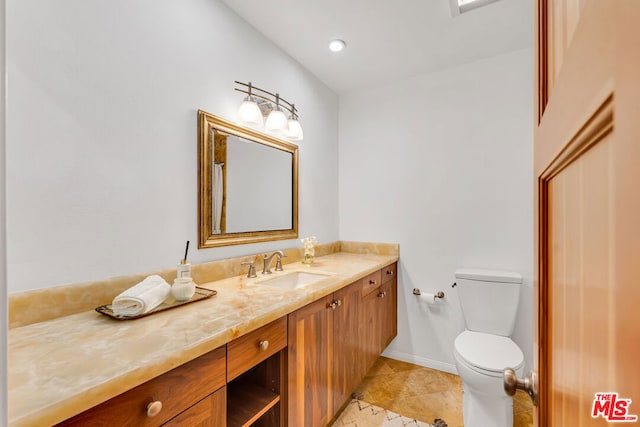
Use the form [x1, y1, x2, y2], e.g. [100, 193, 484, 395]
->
[177, 241, 191, 278]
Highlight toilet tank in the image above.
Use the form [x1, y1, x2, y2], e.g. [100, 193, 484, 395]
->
[455, 268, 522, 336]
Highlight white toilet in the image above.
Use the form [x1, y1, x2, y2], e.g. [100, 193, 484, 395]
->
[453, 268, 524, 427]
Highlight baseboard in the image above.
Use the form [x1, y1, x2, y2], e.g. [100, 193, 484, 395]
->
[382, 349, 459, 375]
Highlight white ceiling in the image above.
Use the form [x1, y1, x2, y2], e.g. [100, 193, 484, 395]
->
[220, 0, 533, 94]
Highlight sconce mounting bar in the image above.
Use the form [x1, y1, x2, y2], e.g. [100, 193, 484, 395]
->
[234, 81, 299, 118]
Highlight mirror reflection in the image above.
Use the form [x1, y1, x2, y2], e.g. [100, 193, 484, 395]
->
[198, 110, 298, 248]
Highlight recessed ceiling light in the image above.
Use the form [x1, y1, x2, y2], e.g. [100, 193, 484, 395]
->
[329, 39, 346, 52]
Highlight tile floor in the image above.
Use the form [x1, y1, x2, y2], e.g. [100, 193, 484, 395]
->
[352, 357, 533, 427]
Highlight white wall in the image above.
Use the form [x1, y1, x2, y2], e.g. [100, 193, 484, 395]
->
[6, 0, 339, 293]
[339, 48, 534, 372]
[1, 0, 7, 421]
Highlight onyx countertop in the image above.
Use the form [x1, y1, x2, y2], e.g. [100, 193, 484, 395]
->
[8, 247, 398, 426]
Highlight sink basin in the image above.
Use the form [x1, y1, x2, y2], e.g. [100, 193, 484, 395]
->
[259, 271, 331, 290]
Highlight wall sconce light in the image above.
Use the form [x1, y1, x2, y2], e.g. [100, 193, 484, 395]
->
[235, 81, 304, 141]
[236, 82, 264, 127]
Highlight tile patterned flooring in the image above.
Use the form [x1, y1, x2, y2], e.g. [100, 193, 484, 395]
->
[352, 357, 534, 427]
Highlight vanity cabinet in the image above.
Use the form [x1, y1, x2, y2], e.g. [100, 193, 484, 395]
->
[52, 262, 397, 427]
[227, 318, 287, 427]
[360, 263, 399, 374]
[56, 346, 227, 427]
[288, 263, 398, 426]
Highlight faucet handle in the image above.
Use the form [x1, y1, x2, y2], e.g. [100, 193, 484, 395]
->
[241, 261, 257, 278]
[275, 251, 287, 271]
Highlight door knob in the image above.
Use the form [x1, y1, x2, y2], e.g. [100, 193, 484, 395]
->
[503, 368, 538, 406]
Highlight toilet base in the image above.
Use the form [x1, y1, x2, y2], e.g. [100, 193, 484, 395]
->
[462, 383, 514, 427]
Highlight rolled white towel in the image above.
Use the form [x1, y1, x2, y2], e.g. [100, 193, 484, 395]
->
[112, 275, 170, 316]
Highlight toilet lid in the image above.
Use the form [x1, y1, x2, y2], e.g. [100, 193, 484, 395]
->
[454, 331, 524, 373]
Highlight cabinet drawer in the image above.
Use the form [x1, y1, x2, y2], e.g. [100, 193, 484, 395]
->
[57, 346, 226, 427]
[381, 263, 397, 284]
[361, 270, 382, 296]
[163, 386, 226, 427]
[227, 317, 287, 381]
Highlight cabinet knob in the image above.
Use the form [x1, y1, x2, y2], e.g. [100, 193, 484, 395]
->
[147, 401, 163, 418]
[377, 291, 387, 298]
[369, 279, 377, 285]
[327, 301, 337, 310]
[386, 270, 394, 276]
[336, 299, 342, 307]
[259, 340, 269, 351]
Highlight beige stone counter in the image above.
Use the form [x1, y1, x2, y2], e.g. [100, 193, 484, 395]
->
[8, 249, 398, 426]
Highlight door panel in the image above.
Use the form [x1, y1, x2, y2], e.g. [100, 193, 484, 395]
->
[547, 0, 584, 93]
[535, 0, 640, 425]
[333, 281, 361, 411]
[547, 133, 615, 426]
[287, 296, 333, 427]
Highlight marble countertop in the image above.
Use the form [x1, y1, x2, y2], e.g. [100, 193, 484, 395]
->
[8, 251, 398, 427]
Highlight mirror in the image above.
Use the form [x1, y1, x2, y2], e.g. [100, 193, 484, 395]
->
[198, 110, 298, 248]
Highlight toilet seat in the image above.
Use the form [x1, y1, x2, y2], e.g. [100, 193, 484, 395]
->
[454, 331, 524, 377]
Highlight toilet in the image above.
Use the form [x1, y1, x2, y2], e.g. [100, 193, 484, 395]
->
[453, 268, 524, 427]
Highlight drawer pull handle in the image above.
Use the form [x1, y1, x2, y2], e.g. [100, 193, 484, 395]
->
[147, 401, 163, 418]
[369, 280, 377, 285]
[259, 340, 269, 351]
[386, 270, 394, 276]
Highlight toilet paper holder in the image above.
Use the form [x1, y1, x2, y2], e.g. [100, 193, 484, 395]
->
[412, 288, 445, 299]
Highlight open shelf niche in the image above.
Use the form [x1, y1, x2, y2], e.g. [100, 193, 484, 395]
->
[227, 350, 285, 427]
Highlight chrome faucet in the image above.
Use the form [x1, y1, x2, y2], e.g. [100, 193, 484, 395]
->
[262, 251, 286, 274]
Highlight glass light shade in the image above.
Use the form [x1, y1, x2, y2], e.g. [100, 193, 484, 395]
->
[286, 119, 304, 141]
[237, 97, 264, 127]
[265, 109, 288, 135]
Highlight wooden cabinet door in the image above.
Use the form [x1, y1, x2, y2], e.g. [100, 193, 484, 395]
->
[380, 277, 397, 352]
[360, 287, 382, 376]
[162, 387, 226, 427]
[332, 280, 362, 411]
[533, 1, 640, 425]
[287, 295, 334, 427]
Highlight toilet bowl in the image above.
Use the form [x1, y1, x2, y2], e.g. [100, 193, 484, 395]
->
[454, 331, 524, 427]
[453, 268, 524, 427]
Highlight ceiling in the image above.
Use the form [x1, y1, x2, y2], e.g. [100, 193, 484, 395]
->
[220, 0, 533, 94]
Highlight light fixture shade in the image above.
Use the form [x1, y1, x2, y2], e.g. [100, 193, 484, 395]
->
[286, 119, 304, 141]
[265, 109, 288, 135]
[237, 97, 264, 127]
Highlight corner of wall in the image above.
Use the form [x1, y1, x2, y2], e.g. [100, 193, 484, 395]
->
[1, 0, 8, 421]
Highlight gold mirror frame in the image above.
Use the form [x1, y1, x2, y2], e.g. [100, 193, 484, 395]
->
[198, 110, 299, 248]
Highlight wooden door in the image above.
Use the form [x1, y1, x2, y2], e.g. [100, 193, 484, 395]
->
[360, 288, 382, 376]
[287, 295, 334, 427]
[333, 280, 362, 411]
[380, 277, 398, 351]
[534, 1, 640, 425]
